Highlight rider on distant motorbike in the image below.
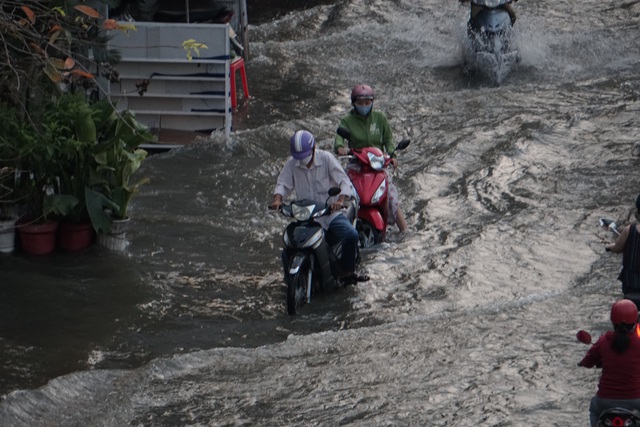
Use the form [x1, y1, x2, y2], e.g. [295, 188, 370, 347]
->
[271, 130, 360, 280]
[579, 299, 640, 426]
[334, 84, 408, 234]
[605, 194, 640, 309]
[459, 0, 517, 26]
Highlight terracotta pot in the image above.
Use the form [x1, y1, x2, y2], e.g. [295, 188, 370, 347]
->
[59, 222, 95, 252]
[0, 218, 17, 254]
[18, 220, 59, 255]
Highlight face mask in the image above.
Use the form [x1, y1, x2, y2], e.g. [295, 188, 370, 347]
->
[355, 104, 372, 116]
[299, 153, 313, 166]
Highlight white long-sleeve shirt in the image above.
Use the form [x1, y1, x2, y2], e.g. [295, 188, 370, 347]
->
[274, 149, 353, 230]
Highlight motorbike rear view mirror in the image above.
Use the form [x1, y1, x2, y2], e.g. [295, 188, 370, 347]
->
[576, 330, 592, 345]
[326, 187, 341, 208]
[599, 218, 620, 235]
[395, 139, 411, 151]
[388, 139, 411, 157]
[336, 127, 351, 140]
[599, 218, 613, 227]
[328, 187, 341, 197]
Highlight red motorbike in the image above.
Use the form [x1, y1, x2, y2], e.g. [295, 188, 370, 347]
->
[336, 127, 410, 247]
[577, 329, 640, 426]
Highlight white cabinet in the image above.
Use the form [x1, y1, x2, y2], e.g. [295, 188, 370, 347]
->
[105, 22, 231, 140]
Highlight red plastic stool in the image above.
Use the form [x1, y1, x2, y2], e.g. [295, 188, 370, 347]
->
[229, 57, 249, 109]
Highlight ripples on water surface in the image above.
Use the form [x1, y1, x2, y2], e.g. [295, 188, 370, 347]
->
[1, 0, 640, 425]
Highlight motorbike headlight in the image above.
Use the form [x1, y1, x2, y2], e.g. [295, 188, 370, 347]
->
[483, 0, 503, 7]
[371, 180, 386, 205]
[292, 203, 315, 221]
[367, 152, 385, 170]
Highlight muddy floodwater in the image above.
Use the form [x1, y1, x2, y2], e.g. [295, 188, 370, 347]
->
[2, 0, 640, 425]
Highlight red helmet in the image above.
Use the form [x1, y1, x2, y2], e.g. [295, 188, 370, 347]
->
[611, 299, 638, 326]
[351, 84, 375, 104]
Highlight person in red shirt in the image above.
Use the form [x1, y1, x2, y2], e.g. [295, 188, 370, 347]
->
[579, 299, 640, 426]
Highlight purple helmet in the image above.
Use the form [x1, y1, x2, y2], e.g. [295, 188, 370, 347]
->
[290, 130, 316, 160]
[351, 84, 375, 104]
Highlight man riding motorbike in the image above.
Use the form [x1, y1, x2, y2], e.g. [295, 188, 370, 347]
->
[460, 0, 518, 26]
[334, 84, 408, 234]
[579, 299, 640, 426]
[271, 130, 360, 280]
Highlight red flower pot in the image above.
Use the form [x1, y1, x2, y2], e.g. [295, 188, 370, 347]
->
[59, 222, 95, 252]
[17, 220, 59, 255]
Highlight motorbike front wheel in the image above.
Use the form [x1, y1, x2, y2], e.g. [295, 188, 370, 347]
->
[287, 267, 309, 315]
[358, 221, 382, 248]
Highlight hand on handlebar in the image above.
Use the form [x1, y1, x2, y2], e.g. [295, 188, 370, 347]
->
[330, 201, 344, 211]
[330, 196, 347, 212]
[337, 147, 350, 156]
[270, 194, 283, 211]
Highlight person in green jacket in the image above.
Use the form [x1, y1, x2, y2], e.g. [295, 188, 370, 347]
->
[334, 84, 408, 234]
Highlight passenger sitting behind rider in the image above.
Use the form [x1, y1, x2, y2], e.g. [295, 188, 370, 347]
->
[271, 130, 359, 280]
[334, 84, 408, 234]
[579, 299, 640, 426]
[459, 0, 517, 26]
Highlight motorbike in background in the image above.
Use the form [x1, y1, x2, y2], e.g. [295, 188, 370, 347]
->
[336, 127, 410, 248]
[577, 329, 640, 426]
[463, 0, 519, 85]
[278, 187, 361, 315]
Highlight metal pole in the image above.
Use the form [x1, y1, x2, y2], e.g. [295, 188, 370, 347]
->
[239, 0, 249, 59]
[185, 0, 190, 23]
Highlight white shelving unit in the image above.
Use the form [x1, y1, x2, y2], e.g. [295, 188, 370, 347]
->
[105, 21, 232, 142]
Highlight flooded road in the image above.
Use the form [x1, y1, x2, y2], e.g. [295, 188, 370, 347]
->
[2, 0, 640, 425]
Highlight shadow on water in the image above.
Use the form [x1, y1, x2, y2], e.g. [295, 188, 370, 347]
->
[0, 248, 147, 393]
[0, 238, 371, 395]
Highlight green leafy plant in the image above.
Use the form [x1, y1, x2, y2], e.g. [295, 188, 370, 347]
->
[0, 2, 154, 232]
[0, 102, 28, 221]
[86, 100, 155, 233]
[38, 92, 100, 223]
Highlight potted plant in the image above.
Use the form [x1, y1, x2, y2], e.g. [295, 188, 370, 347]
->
[15, 105, 78, 255]
[43, 92, 101, 251]
[0, 2, 126, 254]
[0, 101, 24, 253]
[0, 166, 20, 253]
[0, 2, 149, 252]
[0, 101, 61, 254]
[86, 100, 155, 250]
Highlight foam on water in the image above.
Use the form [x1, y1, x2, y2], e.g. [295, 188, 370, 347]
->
[2, 0, 640, 425]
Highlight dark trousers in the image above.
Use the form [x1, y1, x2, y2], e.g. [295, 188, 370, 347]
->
[328, 214, 358, 273]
